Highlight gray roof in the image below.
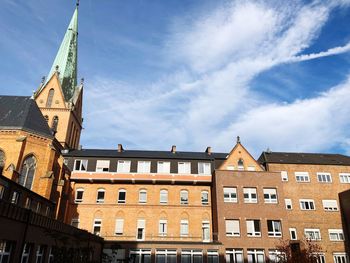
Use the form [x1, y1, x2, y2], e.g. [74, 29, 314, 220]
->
[0, 96, 53, 138]
[258, 151, 350, 166]
[64, 149, 228, 160]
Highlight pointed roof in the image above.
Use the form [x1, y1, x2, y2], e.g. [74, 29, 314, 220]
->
[45, 6, 79, 102]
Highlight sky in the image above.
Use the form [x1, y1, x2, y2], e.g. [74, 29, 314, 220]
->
[0, 0, 350, 157]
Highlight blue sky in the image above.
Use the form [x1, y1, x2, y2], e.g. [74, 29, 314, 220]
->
[1, 0, 350, 156]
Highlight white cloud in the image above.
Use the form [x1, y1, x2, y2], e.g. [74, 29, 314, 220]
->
[82, 0, 350, 156]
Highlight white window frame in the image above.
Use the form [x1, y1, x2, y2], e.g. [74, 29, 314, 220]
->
[130, 249, 151, 263]
[225, 249, 244, 263]
[137, 161, 151, 173]
[21, 243, 31, 263]
[115, 219, 124, 235]
[180, 190, 189, 205]
[225, 219, 240, 237]
[267, 220, 282, 237]
[299, 199, 315, 210]
[139, 189, 147, 203]
[243, 188, 257, 203]
[304, 228, 321, 241]
[117, 160, 131, 173]
[198, 162, 211, 175]
[155, 249, 176, 263]
[224, 187, 237, 203]
[317, 172, 332, 183]
[117, 189, 126, 204]
[180, 219, 189, 236]
[11, 191, 19, 204]
[157, 161, 170, 174]
[201, 191, 209, 205]
[93, 219, 102, 236]
[289, 228, 297, 240]
[281, 171, 288, 182]
[202, 221, 210, 242]
[159, 220, 167, 236]
[263, 188, 278, 203]
[247, 249, 265, 263]
[75, 188, 84, 203]
[295, 172, 310, 182]
[136, 219, 146, 240]
[160, 189, 168, 204]
[96, 160, 110, 172]
[178, 162, 191, 174]
[181, 250, 203, 263]
[36, 245, 45, 263]
[96, 189, 105, 203]
[333, 253, 348, 263]
[285, 199, 292, 210]
[339, 173, 350, 184]
[0, 241, 12, 263]
[322, 199, 338, 211]
[246, 219, 261, 237]
[328, 229, 344, 241]
[74, 159, 88, 171]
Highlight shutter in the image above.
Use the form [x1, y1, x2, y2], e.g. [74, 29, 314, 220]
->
[115, 219, 124, 234]
[137, 219, 145, 228]
[246, 221, 253, 234]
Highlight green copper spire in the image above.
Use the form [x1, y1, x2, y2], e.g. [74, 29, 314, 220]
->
[47, 6, 78, 101]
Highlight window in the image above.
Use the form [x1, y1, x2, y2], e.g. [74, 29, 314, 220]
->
[46, 88, 54, 107]
[322, 200, 338, 211]
[137, 161, 151, 173]
[243, 188, 257, 203]
[300, 199, 315, 210]
[178, 162, 191, 174]
[36, 245, 45, 263]
[11, 191, 19, 204]
[224, 187, 237, 203]
[180, 220, 189, 236]
[96, 160, 110, 172]
[93, 219, 102, 236]
[267, 220, 282, 237]
[75, 188, 84, 203]
[295, 172, 310, 182]
[156, 250, 176, 263]
[51, 116, 58, 133]
[207, 251, 219, 263]
[313, 253, 325, 263]
[159, 220, 167, 236]
[329, 229, 344, 241]
[247, 249, 265, 263]
[21, 243, 31, 263]
[180, 190, 189, 205]
[157, 161, 170, 173]
[45, 207, 51, 217]
[237, 159, 244, 171]
[0, 241, 12, 263]
[115, 219, 124, 235]
[19, 155, 36, 189]
[117, 160, 131, 173]
[25, 198, 32, 209]
[226, 249, 244, 263]
[304, 228, 321, 240]
[96, 189, 105, 203]
[201, 191, 209, 205]
[137, 219, 146, 240]
[48, 247, 54, 263]
[333, 253, 348, 263]
[246, 220, 261, 237]
[289, 228, 297, 240]
[139, 189, 147, 203]
[74, 159, 87, 171]
[281, 171, 288, 181]
[263, 188, 277, 203]
[339, 173, 350, 183]
[225, 219, 240, 237]
[317, 172, 332, 183]
[0, 185, 5, 199]
[198, 162, 211, 175]
[202, 221, 210, 241]
[181, 250, 202, 263]
[160, 190, 168, 204]
[0, 150, 5, 174]
[36, 202, 41, 213]
[285, 199, 292, 210]
[130, 249, 151, 263]
[118, 189, 126, 204]
[71, 218, 79, 228]
[268, 250, 285, 263]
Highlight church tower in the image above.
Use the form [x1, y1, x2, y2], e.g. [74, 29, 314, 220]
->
[34, 3, 83, 150]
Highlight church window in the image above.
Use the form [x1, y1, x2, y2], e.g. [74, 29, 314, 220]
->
[51, 116, 59, 133]
[19, 155, 36, 190]
[46, 88, 55, 107]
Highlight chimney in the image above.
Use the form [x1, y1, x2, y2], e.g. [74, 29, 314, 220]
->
[118, 144, 124, 153]
[236, 136, 241, 144]
[205, 147, 212, 155]
[171, 145, 176, 153]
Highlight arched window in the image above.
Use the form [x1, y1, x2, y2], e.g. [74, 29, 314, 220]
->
[160, 189, 168, 204]
[0, 150, 5, 174]
[238, 158, 244, 171]
[96, 189, 105, 203]
[44, 115, 49, 123]
[19, 155, 36, 189]
[180, 190, 189, 205]
[46, 88, 55, 107]
[51, 116, 59, 133]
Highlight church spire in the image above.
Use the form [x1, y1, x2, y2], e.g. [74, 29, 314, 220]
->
[46, 5, 79, 102]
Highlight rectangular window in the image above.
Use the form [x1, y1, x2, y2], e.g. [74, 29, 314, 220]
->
[36, 245, 45, 263]
[289, 228, 297, 240]
[300, 199, 315, 210]
[139, 190, 147, 203]
[180, 220, 189, 236]
[317, 172, 332, 183]
[224, 187, 237, 203]
[322, 200, 338, 211]
[281, 171, 288, 181]
[71, 218, 79, 228]
[157, 161, 170, 173]
[130, 249, 151, 263]
[313, 253, 325, 263]
[160, 190, 168, 204]
[181, 250, 202, 263]
[96, 160, 110, 172]
[243, 188, 257, 203]
[21, 243, 31, 263]
[268, 250, 286, 263]
[246, 220, 261, 237]
[115, 219, 124, 235]
[96, 190, 105, 203]
[159, 220, 167, 236]
[263, 188, 278, 203]
[333, 253, 348, 263]
[329, 229, 344, 241]
[208, 251, 219, 263]
[11, 191, 19, 204]
[178, 162, 191, 174]
[267, 220, 282, 237]
[304, 228, 321, 240]
[339, 173, 350, 183]
[74, 159, 88, 171]
[247, 249, 265, 263]
[117, 160, 131, 173]
[137, 219, 146, 240]
[198, 162, 211, 175]
[285, 199, 292, 210]
[295, 172, 310, 182]
[36, 202, 41, 213]
[137, 161, 151, 173]
[180, 190, 189, 205]
[0, 241, 12, 263]
[25, 197, 32, 209]
[118, 190, 126, 204]
[225, 219, 240, 237]
[201, 191, 209, 205]
[93, 219, 102, 236]
[202, 221, 210, 241]
[155, 250, 176, 263]
[75, 189, 84, 203]
[226, 249, 244, 263]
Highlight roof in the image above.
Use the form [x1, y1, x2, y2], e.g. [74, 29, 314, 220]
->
[64, 149, 228, 160]
[258, 151, 350, 166]
[0, 96, 53, 138]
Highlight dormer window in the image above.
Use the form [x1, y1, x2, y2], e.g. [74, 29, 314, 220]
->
[96, 160, 110, 172]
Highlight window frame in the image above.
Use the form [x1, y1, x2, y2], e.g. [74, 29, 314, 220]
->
[74, 159, 88, 171]
[180, 219, 189, 236]
[180, 190, 189, 205]
[95, 160, 110, 172]
[136, 219, 146, 240]
[243, 187, 258, 203]
[289, 228, 297, 240]
[304, 228, 321, 241]
[157, 161, 171, 174]
[75, 188, 84, 203]
[178, 162, 191, 174]
[317, 172, 332, 183]
[201, 191, 209, 205]
[224, 187, 237, 203]
[139, 189, 147, 204]
[322, 199, 338, 211]
[96, 189, 105, 203]
[299, 199, 315, 210]
[117, 160, 131, 173]
[198, 162, 211, 175]
[117, 189, 126, 204]
[93, 219, 102, 236]
[159, 219, 168, 237]
[295, 172, 310, 183]
[263, 188, 278, 204]
[137, 161, 151, 173]
[246, 219, 261, 237]
[160, 189, 168, 204]
[225, 219, 240, 237]
[328, 229, 344, 241]
[115, 218, 124, 235]
[267, 220, 282, 237]
[339, 173, 350, 183]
